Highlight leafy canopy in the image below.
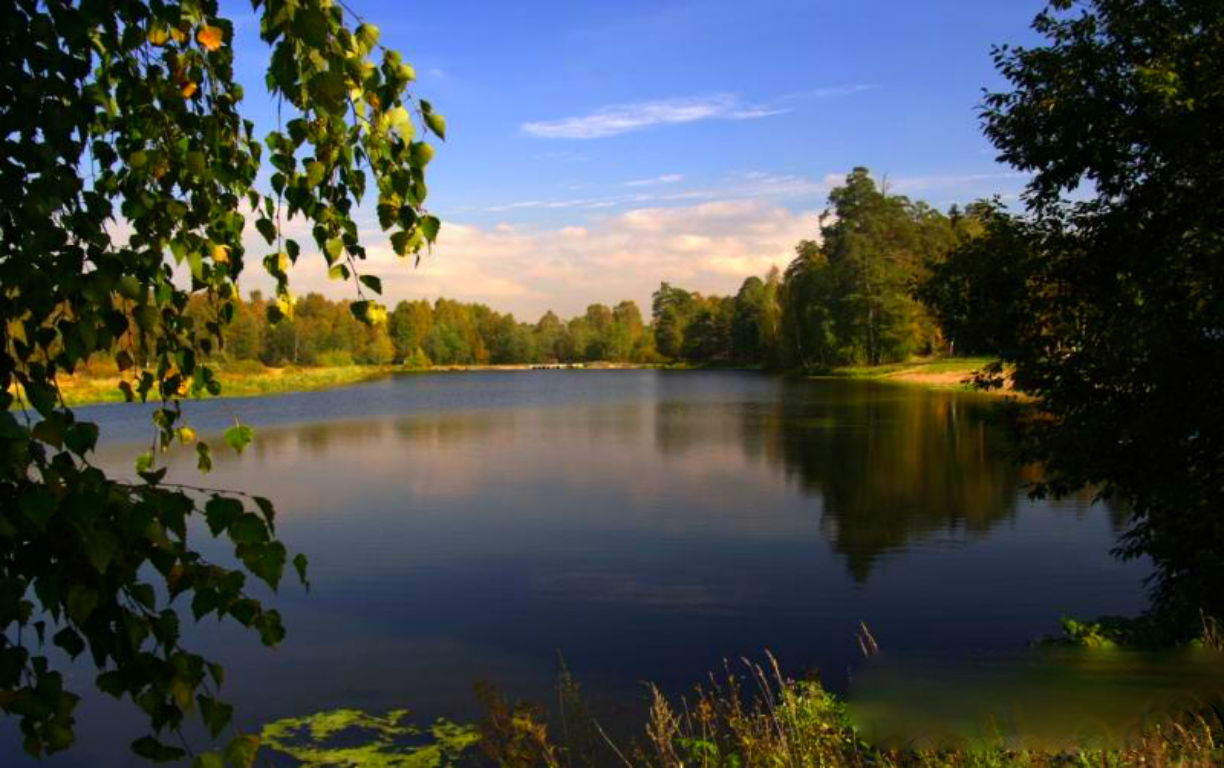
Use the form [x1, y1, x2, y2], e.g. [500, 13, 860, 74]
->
[927, 0, 1224, 631]
[0, 0, 443, 761]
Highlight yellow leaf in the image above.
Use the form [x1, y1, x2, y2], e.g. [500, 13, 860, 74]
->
[148, 26, 169, 47]
[196, 25, 224, 52]
[170, 27, 187, 44]
[180, 81, 198, 99]
[211, 244, 230, 263]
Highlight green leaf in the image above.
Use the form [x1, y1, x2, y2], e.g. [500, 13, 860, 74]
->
[356, 22, 380, 51]
[204, 497, 243, 537]
[324, 237, 344, 263]
[31, 416, 65, 448]
[224, 735, 260, 768]
[424, 111, 447, 140]
[255, 218, 277, 245]
[53, 627, 85, 659]
[305, 160, 325, 188]
[253, 496, 276, 528]
[135, 451, 154, 474]
[65, 585, 99, 625]
[130, 583, 156, 611]
[131, 736, 187, 763]
[64, 422, 99, 455]
[224, 424, 255, 454]
[23, 380, 57, 416]
[197, 696, 233, 739]
[193, 754, 225, 768]
[97, 671, 125, 699]
[83, 530, 119, 573]
[20, 489, 56, 529]
[197, 442, 213, 473]
[410, 141, 435, 166]
[359, 274, 383, 294]
[390, 230, 412, 256]
[385, 106, 414, 139]
[420, 215, 441, 243]
[229, 514, 269, 545]
[293, 553, 309, 588]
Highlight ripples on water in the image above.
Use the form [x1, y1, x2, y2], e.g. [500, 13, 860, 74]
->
[10, 370, 1206, 764]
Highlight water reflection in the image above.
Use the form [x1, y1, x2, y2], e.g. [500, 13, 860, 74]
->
[11, 371, 1153, 766]
[653, 379, 1026, 582]
[750, 382, 1024, 583]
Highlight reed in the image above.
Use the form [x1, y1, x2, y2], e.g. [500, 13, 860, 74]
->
[476, 653, 1224, 768]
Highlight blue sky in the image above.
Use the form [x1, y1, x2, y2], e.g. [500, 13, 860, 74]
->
[225, 0, 1047, 319]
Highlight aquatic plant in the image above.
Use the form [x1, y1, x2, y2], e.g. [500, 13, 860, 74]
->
[260, 708, 479, 767]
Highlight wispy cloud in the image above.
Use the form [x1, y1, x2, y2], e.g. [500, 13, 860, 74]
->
[889, 171, 1027, 193]
[521, 94, 786, 139]
[780, 84, 879, 101]
[480, 171, 830, 213]
[521, 85, 877, 140]
[624, 174, 684, 187]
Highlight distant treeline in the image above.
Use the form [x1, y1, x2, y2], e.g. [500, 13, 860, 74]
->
[160, 167, 995, 370]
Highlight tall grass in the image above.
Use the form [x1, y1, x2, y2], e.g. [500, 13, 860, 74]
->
[476, 654, 1223, 768]
[42, 362, 395, 407]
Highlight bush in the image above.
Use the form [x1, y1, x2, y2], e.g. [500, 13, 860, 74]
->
[317, 349, 355, 367]
[403, 347, 432, 370]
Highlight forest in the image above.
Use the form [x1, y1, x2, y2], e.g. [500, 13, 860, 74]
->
[180, 167, 988, 372]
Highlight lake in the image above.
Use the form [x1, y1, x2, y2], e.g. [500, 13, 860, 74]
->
[8, 369, 1213, 764]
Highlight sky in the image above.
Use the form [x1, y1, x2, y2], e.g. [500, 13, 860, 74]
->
[222, 0, 1048, 320]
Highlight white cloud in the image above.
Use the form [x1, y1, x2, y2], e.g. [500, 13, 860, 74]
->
[521, 94, 786, 139]
[624, 173, 685, 187]
[239, 200, 817, 319]
[479, 171, 831, 213]
[521, 84, 877, 140]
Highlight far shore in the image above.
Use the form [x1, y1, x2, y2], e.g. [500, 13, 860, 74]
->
[41, 356, 1013, 409]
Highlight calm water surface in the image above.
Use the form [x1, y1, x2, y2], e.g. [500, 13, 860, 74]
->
[7, 370, 1206, 763]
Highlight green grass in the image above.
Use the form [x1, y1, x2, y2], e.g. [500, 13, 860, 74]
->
[819, 356, 1009, 394]
[829, 356, 995, 379]
[470, 655, 1223, 768]
[50, 364, 396, 408]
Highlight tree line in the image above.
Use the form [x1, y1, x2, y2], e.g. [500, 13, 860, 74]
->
[203, 167, 995, 372]
[212, 291, 660, 367]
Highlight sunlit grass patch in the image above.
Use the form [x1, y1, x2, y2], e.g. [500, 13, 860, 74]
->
[44, 363, 396, 407]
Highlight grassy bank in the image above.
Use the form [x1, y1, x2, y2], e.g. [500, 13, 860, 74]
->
[824, 356, 1011, 394]
[51, 363, 397, 408]
[261, 657, 1222, 767]
[42, 356, 1005, 409]
[46, 361, 671, 408]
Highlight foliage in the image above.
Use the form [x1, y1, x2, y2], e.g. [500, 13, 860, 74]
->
[475, 656, 1224, 768]
[0, 0, 441, 759]
[916, 203, 1031, 357]
[782, 169, 952, 369]
[650, 280, 778, 367]
[259, 708, 479, 767]
[942, 0, 1224, 631]
[222, 292, 658, 367]
[1050, 618, 1120, 649]
[646, 169, 965, 372]
[474, 683, 561, 768]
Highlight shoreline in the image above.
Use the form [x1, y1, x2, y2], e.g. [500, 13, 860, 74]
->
[820, 356, 1020, 396]
[47, 357, 1011, 409]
